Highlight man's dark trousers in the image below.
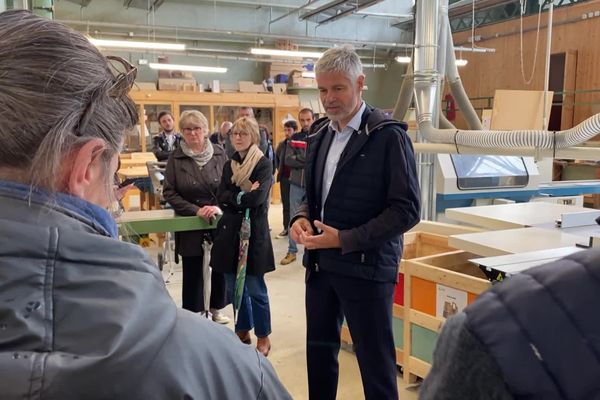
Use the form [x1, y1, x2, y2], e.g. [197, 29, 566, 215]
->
[280, 177, 290, 231]
[306, 268, 398, 400]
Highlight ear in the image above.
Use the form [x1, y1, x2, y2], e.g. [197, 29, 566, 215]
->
[66, 138, 107, 200]
[356, 74, 365, 91]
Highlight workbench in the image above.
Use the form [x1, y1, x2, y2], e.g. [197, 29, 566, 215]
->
[118, 209, 217, 235]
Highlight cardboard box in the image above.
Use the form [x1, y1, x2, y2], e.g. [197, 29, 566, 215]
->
[265, 62, 305, 79]
[273, 83, 287, 95]
[238, 81, 267, 93]
[219, 82, 239, 92]
[158, 78, 198, 92]
[288, 70, 317, 88]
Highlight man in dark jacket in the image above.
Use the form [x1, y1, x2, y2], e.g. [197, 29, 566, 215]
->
[290, 45, 421, 400]
[210, 120, 235, 158]
[284, 108, 313, 264]
[152, 110, 182, 161]
[420, 248, 600, 400]
[275, 120, 297, 242]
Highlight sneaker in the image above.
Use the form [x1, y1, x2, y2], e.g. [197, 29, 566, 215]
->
[276, 230, 288, 238]
[280, 252, 297, 265]
[210, 309, 230, 325]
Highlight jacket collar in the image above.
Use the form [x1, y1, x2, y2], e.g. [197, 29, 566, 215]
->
[0, 180, 117, 238]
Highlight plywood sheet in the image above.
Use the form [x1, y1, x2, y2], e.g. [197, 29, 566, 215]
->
[491, 89, 553, 130]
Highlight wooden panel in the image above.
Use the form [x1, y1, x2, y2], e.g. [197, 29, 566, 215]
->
[408, 356, 432, 379]
[491, 90, 553, 130]
[449, 0, 600, 130]
[468, 292, 478, 304]
[410, 324, 437, 364]
[408, 258, 491, 295]
[392, 316, 404, 349]
[395, 349, 404, 366]
[561, 50, 578, 130]
[409, 220, 484, 236]
[393, 304, 404, 318]
[409, 309, 444, 332]
[410, 276, 436, 315]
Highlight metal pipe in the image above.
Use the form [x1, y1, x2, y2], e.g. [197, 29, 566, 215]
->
[542, 2, 554, 130]
[269, 0, 314, 25]
[445, 20, 483, 130]
[413, 0, 440, 128]
[413, 142, 600, 160]
[192, 0, 413, 20]
[413, 0, 600, 152]
[392, 60, 414, 120]
[60, 19, 415, 49]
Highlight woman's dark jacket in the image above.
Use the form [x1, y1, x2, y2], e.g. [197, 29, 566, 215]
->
[163, 144, 227, 257]
[210, 154, 275, 276]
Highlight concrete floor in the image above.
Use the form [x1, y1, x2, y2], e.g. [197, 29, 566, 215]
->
[162, 203, 420, 400]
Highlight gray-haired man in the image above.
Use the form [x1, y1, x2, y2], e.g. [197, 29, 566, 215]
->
[290, 45, 421, 400]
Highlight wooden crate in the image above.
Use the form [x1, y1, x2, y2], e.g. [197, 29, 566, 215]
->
[403, 250, 491, 382]
[340, 222, 484, 372]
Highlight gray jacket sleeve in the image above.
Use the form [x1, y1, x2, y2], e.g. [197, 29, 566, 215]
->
[138, 310, 292, 400]
[419, 313, 513, 400]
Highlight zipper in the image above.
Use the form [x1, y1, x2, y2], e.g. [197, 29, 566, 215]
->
[361, 253, 365, 263]
[315, 262, 319, 272]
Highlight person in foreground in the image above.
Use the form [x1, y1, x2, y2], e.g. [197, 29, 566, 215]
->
[290, 45, 421, 400]
[420, 248, 600, 400]
[0, 10, 290, 400]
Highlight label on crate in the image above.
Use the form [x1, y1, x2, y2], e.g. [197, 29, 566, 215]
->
[436, 284, 468, 319]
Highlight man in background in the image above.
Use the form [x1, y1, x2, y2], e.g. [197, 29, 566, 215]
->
[210, 120, 235, 158]
[238, 106, 268, 155]
[152, 111, 181, 161]
[275, 119, 297, 243]
[282, 108, 314, 264]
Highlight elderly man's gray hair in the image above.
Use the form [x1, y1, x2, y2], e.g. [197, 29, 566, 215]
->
[315, 44, 364, 83]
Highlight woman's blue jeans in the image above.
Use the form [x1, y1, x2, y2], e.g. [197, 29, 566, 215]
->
[225, 273, 272, 337]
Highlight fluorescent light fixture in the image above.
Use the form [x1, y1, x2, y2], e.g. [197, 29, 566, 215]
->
[149, 63, 227, 73]
[251, 48, 322, 59]
[89, 38, 185, 51]
[455, 58, 468, 67]
[301, 71, 316, 78]
[395, 56, 411, 63]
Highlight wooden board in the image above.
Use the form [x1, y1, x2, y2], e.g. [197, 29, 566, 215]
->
[445, 202, 591, 230]
[491, 90, 553, 130]
[448, 227, 583, 257]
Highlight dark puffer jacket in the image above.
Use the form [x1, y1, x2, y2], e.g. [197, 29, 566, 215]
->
[292, 105, 420, 282]
[420, 248, 600, 400]
[285, 131, 308, 188]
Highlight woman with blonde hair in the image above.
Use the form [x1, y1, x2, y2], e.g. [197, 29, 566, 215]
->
[163, 109, 229, 323]
[211, 116, 276, 357]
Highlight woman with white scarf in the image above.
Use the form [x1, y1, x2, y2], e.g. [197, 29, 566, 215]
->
[163, 110, 229, 324]
[211, 117, 276, 356]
